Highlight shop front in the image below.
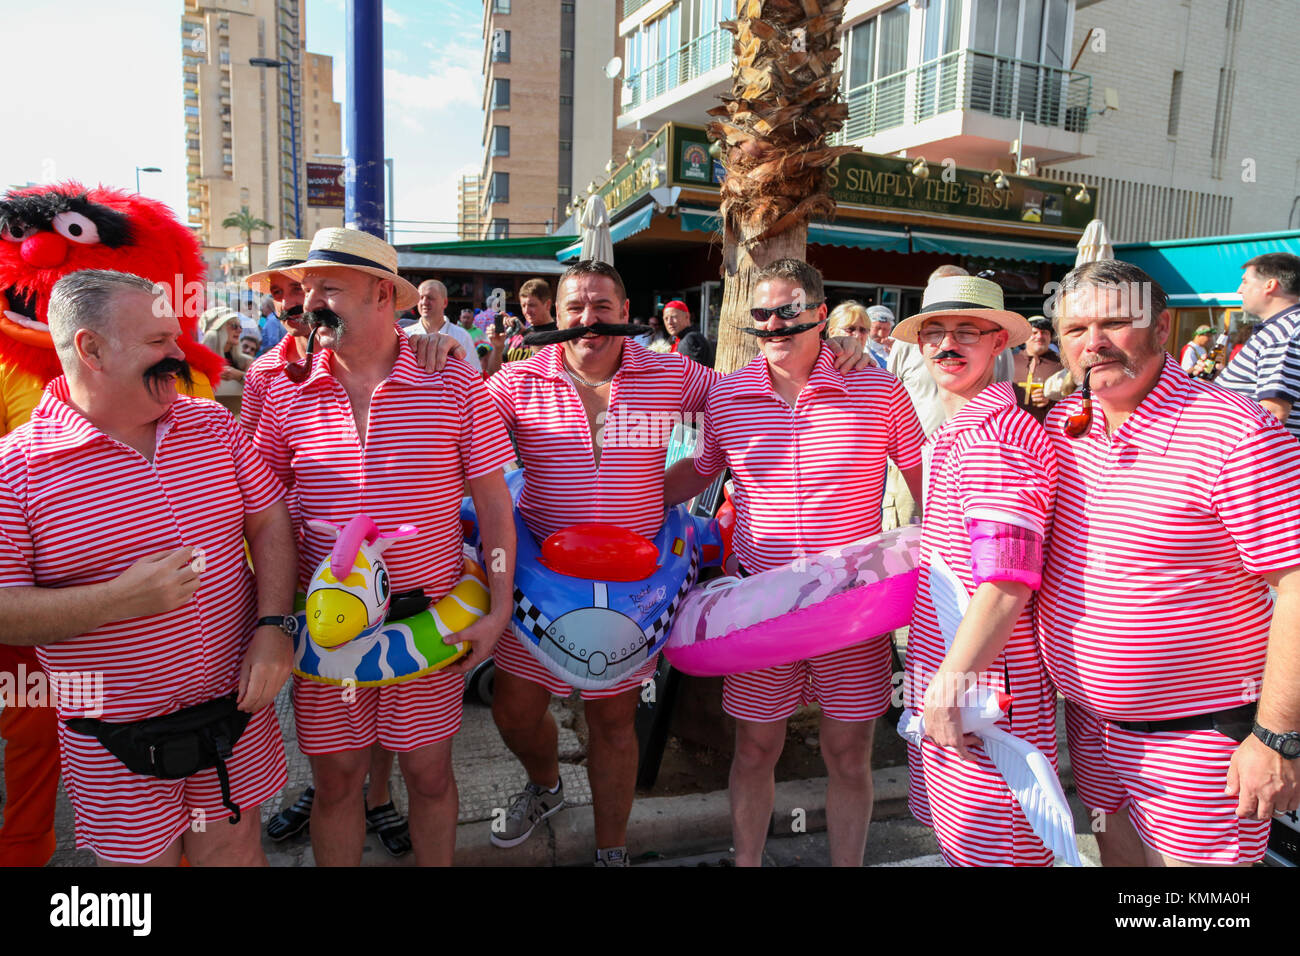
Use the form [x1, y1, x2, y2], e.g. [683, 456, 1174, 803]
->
[559, 122, 1095, 333]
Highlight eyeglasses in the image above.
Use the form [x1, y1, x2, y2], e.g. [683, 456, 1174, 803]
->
[918, 326, 999, 348]
[750, 301, 823, 323]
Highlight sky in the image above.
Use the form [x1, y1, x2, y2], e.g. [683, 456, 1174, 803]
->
[0, 0, 484, 245]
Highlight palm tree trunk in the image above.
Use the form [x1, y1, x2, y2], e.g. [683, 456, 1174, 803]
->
[707, 0, 855, 374]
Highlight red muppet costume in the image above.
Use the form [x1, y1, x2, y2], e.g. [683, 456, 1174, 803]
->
[0, 182, 224, 865]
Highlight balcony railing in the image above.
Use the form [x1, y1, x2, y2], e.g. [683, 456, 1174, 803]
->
[623, 27, 732, 112]
[833, 49, 1092, 143]
[623, 0, 655, 17]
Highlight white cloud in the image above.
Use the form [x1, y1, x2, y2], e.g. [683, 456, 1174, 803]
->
[382, 5, 406, 27]
[384, 62, 480, 113]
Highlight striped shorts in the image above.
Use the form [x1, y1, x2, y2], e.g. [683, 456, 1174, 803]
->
[492, 627, 657, 700]
[1064, 700, 1269, 865]
[291, 670, 463, 755]
[722, 634, 893, 723]
[59, 704, 286, 864]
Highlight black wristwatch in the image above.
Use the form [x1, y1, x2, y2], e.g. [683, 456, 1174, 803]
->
[1252, 723, 1300, 759]
[258, 615, 299, 638]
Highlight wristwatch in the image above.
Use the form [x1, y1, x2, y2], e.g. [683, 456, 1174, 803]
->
[258, 615, 299, 638]
[1252, 723, 1300, 759]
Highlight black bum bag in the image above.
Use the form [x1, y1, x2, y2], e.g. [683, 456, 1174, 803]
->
[66, 694, 251, 824]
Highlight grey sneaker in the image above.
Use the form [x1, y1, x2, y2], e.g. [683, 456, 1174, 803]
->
[594, 846, 629, 867]
[490, 780, 565, 848]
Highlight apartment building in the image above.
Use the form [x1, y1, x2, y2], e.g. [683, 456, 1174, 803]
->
[182, 0, 342, 278]
[458, 174, 483, 240]
[478, 0, 639, 240]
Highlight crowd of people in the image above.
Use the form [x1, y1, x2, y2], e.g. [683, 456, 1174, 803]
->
[0, 223, 1297, 870]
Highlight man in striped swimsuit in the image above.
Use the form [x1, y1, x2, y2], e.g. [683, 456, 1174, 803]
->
[894, 274, 1060, 866]
[1040, 260, 1300, 866]
[670, 258, 926, 866]
[253, 229, 517, 866]
[0, 270, 296, 865]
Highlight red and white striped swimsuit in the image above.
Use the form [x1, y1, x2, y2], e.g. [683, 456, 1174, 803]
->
[485, 340, 715, 698]
[904, 382, 1058, 867]
[1039, 355, 1300, 863]
[693, 346, 925, 721]
[0, 382, 287, 861]
[253, 335, 515, 752]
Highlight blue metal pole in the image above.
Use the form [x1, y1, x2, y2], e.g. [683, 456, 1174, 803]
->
[286, 61, 302, 237]
[346, 0, 385, 238]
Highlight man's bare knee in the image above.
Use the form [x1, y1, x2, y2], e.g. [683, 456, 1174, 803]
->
[311, 752, 369, 803]
[733, 723, 786, 773]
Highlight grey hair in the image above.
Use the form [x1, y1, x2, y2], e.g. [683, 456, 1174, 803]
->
[48, 270, 163, 362]
[1055, 260, 1168, 325]
[753, 258, 824, 305]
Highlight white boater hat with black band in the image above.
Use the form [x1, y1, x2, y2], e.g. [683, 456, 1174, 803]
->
[245, 238, 312, 294]
[892, 275, 1031, 348]
[284, 228, 419, 311]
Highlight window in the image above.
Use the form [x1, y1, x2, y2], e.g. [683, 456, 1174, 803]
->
[558, 139, 572, 152]
[491, 125, 510, 157]
[559, 48, 574, 60]
[489, 172, 509, 204]
[492, 78, 510, 109]
[1167, 70, 1183, 137]
[559, 95, 573, 105]
[493, 0, 510, 12]
[492, 29, 511, 63]
[489, 218, 509, 239]
[561, 1, 573, 12]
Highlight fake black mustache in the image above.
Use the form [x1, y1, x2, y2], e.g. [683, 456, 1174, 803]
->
[307, 307, 344, 329]
[143, 357, 193, 394]
[282, 304, 304, 318]
[522, 321, 653, 347]
[741, 320, 825, 339]
[933, 349, 963, 361]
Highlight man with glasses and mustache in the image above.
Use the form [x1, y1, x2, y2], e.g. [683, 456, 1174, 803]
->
[0, 269, 297, 865]
[665, 258, 925, 867]
[486, 260, 873, 865]
[892, 274, 1060, 866]
[1040, 260, 1300, 867]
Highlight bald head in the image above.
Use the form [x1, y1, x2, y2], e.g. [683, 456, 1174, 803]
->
[417, 279, 448, 323]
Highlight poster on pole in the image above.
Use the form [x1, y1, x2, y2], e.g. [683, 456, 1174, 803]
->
[307, 162, 346, 208]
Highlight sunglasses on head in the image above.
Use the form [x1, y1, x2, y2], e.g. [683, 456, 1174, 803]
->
[750, 301, 823, 323]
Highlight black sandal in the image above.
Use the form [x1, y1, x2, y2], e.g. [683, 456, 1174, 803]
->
[365, 800, 412, 857]
[267, 786, 314, 841]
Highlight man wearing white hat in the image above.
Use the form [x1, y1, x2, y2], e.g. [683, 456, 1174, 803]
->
[893, 273, 1062, 866]
[242, 239, 312, 436]
[252, 228, 518, 866]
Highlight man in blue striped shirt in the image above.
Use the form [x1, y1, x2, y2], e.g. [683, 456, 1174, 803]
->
[1217, 253, 1300, 439]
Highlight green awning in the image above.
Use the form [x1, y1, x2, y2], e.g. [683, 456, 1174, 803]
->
[557, 205, 656, 261]
[679, 208, 909, 252]
[1115, 230, 1300, 308]
[910, 230, 1079, 264]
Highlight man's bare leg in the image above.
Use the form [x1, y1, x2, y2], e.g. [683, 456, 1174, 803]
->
[820, 714, 875, 867]
[492, 669, 560, 789]
[1093, 806, 1148, 867]
[366, 743, 395, 809]
[310, 748, 370, 866]
[584, 688, 640, 848]
[397, 739, 456, 866]
[729, 718, 787, 867]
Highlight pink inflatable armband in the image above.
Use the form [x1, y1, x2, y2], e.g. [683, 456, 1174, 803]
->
[967, 519, 1042, 590]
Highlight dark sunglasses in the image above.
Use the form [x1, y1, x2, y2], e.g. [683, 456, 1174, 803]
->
[750, 301, 823, 323]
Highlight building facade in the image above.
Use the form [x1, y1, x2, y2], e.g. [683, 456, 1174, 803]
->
[182, 0, 342, 280]
[458, 174, 483, 240]
[616, 0, 1297, 242]
[477, 0, 638, 240]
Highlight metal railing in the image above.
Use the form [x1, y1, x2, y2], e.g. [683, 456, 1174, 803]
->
[623, 27, 732, 112]
[833, 49, 1092, 143]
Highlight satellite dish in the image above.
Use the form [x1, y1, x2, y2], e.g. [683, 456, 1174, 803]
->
[603, 56, 623, 79]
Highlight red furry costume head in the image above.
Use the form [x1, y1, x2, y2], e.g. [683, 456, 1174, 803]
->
[0, 182, 225, 386]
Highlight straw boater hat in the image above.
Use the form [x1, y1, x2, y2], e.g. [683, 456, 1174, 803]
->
[892, 275, 1031, 348]
[245, 238, 312, 294]
[284, 228, 419, 310]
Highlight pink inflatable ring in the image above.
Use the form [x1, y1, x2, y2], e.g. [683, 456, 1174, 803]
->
[663, 526, 922, 677]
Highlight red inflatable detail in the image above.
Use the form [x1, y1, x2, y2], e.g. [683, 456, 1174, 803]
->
[539, 524, 659, 582]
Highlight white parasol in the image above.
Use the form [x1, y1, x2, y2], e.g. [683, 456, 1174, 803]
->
[1075, 218, 1114, 266]
[579, 194, 614, 265]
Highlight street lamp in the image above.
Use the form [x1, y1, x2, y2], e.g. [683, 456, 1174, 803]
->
[249, 56, 301, 238]
[135, 166, 161, 194]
